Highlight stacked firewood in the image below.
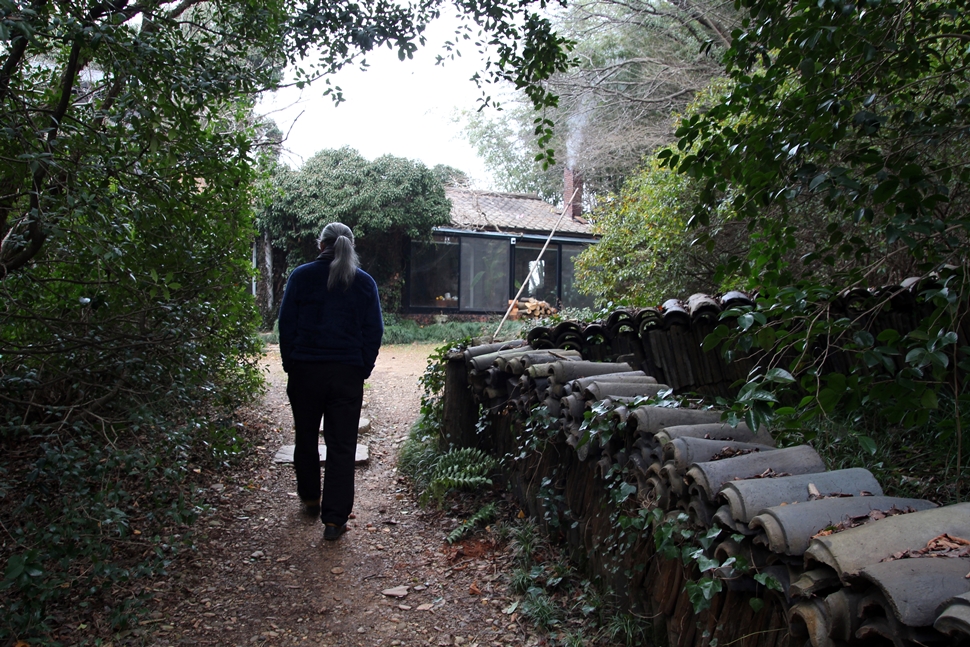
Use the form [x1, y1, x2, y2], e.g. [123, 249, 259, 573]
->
[508, 297, 557, 319]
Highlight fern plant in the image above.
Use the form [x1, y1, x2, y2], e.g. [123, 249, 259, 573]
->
[446, 502, 497, 544]
[423, 447, 499, 505]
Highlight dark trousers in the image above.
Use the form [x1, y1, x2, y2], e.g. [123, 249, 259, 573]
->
[286, 361, 364, 526]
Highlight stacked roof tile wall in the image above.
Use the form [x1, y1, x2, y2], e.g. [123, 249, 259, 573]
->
[443, 286, 969, 646]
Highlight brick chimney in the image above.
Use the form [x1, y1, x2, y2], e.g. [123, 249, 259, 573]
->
[564, 168, 583, 221]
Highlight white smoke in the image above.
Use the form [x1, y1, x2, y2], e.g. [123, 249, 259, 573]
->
[565, 95, 593, 169]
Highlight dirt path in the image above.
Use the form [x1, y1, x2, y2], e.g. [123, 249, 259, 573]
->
[150, 343, 536, 647]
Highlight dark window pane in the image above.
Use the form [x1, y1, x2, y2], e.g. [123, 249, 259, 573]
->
[513, 242, 559, 306]
[562, 244, 595, 309]
[409, 235, 459, 308]
[460, 238, 509, 311]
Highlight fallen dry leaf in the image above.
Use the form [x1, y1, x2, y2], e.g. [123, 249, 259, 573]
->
[881, 532, 970, 561]
[468, 582, 482, 596]
[929, 533, 970, 549]
[710, 446, 759, 461]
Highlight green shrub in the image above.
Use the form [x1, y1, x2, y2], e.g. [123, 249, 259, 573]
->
[382, 318, 527, 345]
[399, 340, 479, 501]
[775, 395, 970, 505]
[259, 319, 280, 345]
[574, 154, 741, 307]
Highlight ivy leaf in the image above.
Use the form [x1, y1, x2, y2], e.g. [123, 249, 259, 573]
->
[617, 482, 637, 503]
[753, 572, 784, 592]
[695, 554, 721, 572]
[685, 577, 723, 612]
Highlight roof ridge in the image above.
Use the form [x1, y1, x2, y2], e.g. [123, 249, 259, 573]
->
[445, 187, 543, 201]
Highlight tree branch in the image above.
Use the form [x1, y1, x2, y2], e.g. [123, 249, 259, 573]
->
[0, 0, 50, 104]
[0, 35, 85, 279]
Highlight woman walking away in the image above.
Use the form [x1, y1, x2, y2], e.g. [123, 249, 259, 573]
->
[278, 222, 383, 541]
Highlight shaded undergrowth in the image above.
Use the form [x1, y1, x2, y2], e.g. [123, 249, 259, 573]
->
[0, 410, 266, 645]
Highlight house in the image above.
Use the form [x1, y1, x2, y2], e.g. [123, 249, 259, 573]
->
[252, 171, 598, 326]
[404, 170, 597, 314]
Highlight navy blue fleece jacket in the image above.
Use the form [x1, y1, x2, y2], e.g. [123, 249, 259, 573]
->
[278, 258, 383, 377]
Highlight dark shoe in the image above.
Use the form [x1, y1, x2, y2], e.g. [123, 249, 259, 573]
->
[301, 497, 321, 516]
[324, 523, 347, 541]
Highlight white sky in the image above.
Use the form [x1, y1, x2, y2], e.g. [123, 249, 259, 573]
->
[257, 10, 505, 188]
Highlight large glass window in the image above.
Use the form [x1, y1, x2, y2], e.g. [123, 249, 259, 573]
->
[561, 244, 595, 309]
[407, 233, 594, 312]
[460, 237, 509, 311]
[513, 241, 559, 306]
[409, 235, 459, 308]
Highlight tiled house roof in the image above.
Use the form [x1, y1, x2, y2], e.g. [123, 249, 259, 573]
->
[443, 187, 594, 237]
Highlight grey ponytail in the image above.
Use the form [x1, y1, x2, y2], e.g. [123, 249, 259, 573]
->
[318, 222, 359, 291]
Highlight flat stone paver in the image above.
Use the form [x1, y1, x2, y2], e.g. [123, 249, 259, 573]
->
[272, 443, 369, 465]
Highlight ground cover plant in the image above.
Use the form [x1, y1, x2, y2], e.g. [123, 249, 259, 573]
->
[0, 413, 266, 643]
